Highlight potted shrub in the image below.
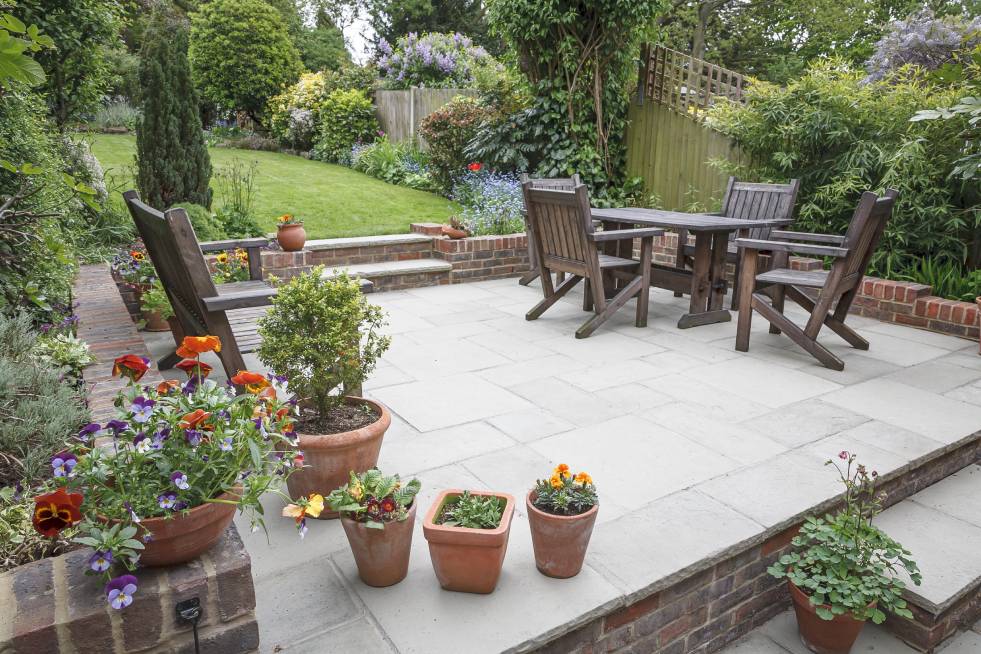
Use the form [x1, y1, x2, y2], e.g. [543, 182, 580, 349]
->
[422, 489, 515, 594]
[257, 268, 391, 517]
[110, 245, 155, 313]
[32, 336, 301, 609]
[768, 452, 921, 654]
[527, 464, 598, 578]
[138, 279, 174, 332]
[276, 213, 306, 251]
[325, 469, 421, 587]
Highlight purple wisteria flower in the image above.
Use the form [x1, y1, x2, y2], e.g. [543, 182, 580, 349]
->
[185, 430, 202, 447]
[78, 423, 101, 442]
[171, 471, 189, 490]
[89, 550, 112, 572]
[105, 575, 138, 609]
[158, 492, 177, 510]
[51, 451, 77, 478]
[130, 396, 156, 423]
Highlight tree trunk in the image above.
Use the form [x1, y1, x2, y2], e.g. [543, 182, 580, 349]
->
[692, 1, 713, 60]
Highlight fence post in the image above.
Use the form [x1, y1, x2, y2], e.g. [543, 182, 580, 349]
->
[409, 86, 416, 146]
[636, 43, 651, 106]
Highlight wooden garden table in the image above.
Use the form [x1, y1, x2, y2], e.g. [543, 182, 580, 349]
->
[590, 207, 793, 328]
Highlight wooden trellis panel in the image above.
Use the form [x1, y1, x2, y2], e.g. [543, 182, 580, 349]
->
[637, 43, 745, 118]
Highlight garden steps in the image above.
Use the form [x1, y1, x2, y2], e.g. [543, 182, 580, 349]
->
[321, 257, 452, 291]
[305, 233, 434, 251]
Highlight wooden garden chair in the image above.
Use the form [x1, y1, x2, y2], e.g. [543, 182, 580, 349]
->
[123, 190, 276, 379]
[518, 174, 581, 287]
[734, 189, 898, 371]
[522, 182, 663, 338]
[675, 177, 800, 308]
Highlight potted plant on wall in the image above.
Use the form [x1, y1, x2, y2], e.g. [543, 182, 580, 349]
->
[276, 213, 306, 251]
[324, 469, 421, 587]
[138, 279, 174, 332]
[422, 489, 515, 594]
[33, 336, 300, 609]
[768, 452, 921, 654]
[257, 267, 391, 517]
[527, 464, 598, 578]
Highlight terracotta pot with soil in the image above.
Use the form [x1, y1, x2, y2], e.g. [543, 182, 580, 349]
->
[976, 297, 980, 355]
[286, 397, 391, 519]
[789, 581, 870, 654]
[422, 489, 515, 594]
[526, 490, 598, 578]
[341, 501, 416, 587]
[277, 223, 307, 251]
[141, 310, 171, 332]
[441, 224, 468, 240]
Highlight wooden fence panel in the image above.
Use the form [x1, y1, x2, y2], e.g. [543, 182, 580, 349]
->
[374, 88, 478, 148]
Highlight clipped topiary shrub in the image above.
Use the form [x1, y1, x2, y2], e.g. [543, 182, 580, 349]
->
[312, 89, 379, 163]
[419, 95, 493, 193]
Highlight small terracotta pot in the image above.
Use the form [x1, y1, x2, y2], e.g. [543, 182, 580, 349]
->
[341, 502, 416, 587]
[286, 397, 390, 519]
[277, 223, 307, 251]
[422, 489, 515, 594]
[789, 580, 869, 654]
[104, 487, 241, 567]
[526, 491, 598, 579]
[141, 310, 171, 332]
[976, 297, 980, 355]
[441, 225, 468, 240]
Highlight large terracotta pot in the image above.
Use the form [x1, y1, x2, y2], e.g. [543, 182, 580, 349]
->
[286, 397, 390, 519]
[526, 491, 598, 579]
[105, 487, 241, 567]
[422, 489, 515, 594]
[341, 502, 415, 587]
[141, 310, 171, 332]
[789, 580, 869, 654]
[277, 223, 307, 251]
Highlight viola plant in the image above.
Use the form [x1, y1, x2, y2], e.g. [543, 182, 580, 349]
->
[212, 249, 250, 284]
[768, 452, 921, 623]
[277, 213, 302, 226]
[532, 464, 597, 516]
[31, 335, 302, 610]
[110, 245, 155, 287]
[326, 469, 421, 529]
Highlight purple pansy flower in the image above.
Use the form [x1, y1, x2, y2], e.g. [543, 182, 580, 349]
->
[185, 430, 202, 447]
[124, 501, 141, 524]
[130, 396, 156, 423]
[174, 500, 189, 511]
[132, 433, 152, 453]
[89, 550, 112, 572]
[171, 471, 189, 490]
[105, 419, 128, 434]
[298, 517, 308, 539]
[106, 575, 138, 609]
[51, 451, 77, 478]
[219, 437, 233, 452]
[78, 423, 101, 442]
[158, 492, 177, 510]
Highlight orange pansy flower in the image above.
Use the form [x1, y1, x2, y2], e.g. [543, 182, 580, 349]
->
[231, 371, 270, 394]
[175, 335, 221, 358]
[32, 488, 83, 537]
[175, 359, 213, 379]
[156, 379, 180, 394]
[112, 354, 150, 382]
[179, 409, 211, 430]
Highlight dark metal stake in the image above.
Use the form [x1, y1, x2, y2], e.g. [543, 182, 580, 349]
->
[176, 597, 202, 654]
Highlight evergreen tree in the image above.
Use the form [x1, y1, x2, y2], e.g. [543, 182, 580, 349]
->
[136, 7, 212, 209]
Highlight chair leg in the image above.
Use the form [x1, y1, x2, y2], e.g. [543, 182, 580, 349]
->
[735, 250, 758, 352]
[785, 287, 869, 350]
[527, 275, 582, 320]
[754, 297, 844, 370]
[576, 276, 643, 339]
[158, 350, 182, 371]
[518, 269, 540, 286]
[636, 238, 653, 328]
[768, 284, 785, 335]
[583, 279, 593, 311]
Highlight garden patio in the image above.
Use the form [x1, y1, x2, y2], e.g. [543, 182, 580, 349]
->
[122, 276, 981, 654]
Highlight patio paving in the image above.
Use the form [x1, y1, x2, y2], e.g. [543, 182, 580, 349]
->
[144, 278, 981, 654]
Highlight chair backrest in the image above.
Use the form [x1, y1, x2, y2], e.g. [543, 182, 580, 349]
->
[123, 190, 218, 334]
[520, 174, 582, 192]
[721, 177, 800, 239]
[522, 182, 599, 277]
[837, 189, 898, 289]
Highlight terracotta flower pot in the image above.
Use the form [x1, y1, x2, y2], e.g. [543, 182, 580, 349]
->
[422, 489, 515, 594]
[789, 580, 870, 654]
[104, 487, 241, 567]
[277, 223, 307, 251]
[526, 490, 598, 579]
[341, 502, 416, 587]
[976, 297, 980, 355]
[141, 310, 171, 332]
[286, 397, 390, 519]
[441, 225, 468, 240]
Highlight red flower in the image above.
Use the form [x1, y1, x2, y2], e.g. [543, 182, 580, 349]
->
[467, 162, 482, 172]
[33, 488, 83, 537]
[175, 359, 212, 379]
[112, 355, 150, 382]
[179, 409, 211, 430]
[230, 371, 270, 394]
[380, 497, 396, 513]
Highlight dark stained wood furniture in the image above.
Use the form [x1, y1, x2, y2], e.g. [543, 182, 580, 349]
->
[674, 177, 800, 308]
[734, 189, 898, 370]
[123, 190, 276, 378]
[518, 174, 581, 286]
[523, 183, 663, 338]
[591, 207, 794, 328]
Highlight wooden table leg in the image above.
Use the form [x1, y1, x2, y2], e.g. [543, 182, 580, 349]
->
[677, 231, 732, 329]
[708, 231, 729, 311]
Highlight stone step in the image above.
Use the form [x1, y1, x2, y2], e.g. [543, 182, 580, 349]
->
[305, 233, 433, 252]
[322, 258, 452, 292]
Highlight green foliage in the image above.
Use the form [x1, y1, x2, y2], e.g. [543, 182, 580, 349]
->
[0, 487, 74, 573]
[138, 279, 174, 320]
[0, 313, 88, 489]
[707, 61, 978, 274]
[257, 269, 390, 417]
[312, 89, 379, 163]
[326, 468, 421, 529]
[532, 465, 597, 516]
[487, 0, 664, 195]
[419, 96, 492, 192]
[350, 137, 433, 189]
[214, 159, 263, 237]
[136, 7, 212, 210]
[189, 0, 303, 123]
[297, 10, 351, 72]
[34, 332, 96, 378]
[90, 100, 139, 133]
[438, 491, 504, 529]
[768, 453, 921, 624]
[363, 0, 493, 52]
[104, 47, 140, 103]
[268, 72, 334, 150]
[175, 203, 225, 241]
[899, 257, 981, 301]
[0, 6, 54, 87]
[465, 106, 545, 173]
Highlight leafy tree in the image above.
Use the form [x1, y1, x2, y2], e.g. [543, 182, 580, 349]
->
[298, 10, 351, 71]
[136, 7, 212, 209]
[189, 0, 303, 123]
[359, 0, 492, 51]
[0, 4, 54, 86]
[16, 0, 123, 128]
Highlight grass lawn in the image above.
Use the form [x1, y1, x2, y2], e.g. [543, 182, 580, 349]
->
[89, 134, 458, 239]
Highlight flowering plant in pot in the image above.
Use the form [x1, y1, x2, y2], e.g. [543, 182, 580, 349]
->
[257, 268, 391, 516]
[212, 248, 251, 284]
[138, 279, 174, 332]
[276, 213, 306, 251]
[323, 468, 421, 587]
[422, 489, 515, 594]
[768, 452, 921, 654]
[527, 464, 598, 578]
[31, 335, 301, 610]
[110, 245, 155, 288]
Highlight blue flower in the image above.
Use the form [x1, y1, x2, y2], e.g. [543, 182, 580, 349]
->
[185, 430, 202, 447]
[171, 471, 189, 490]
[158, 492, 177, 510]
[104, 420, 128, 435]
[219, 437, 233, 452]
[105, 575, 138, 609]
[130, 396, 155, 424]
[89, 550, 113, 572]
[51, 451, 77, 478]
[78, 423, 101, 442]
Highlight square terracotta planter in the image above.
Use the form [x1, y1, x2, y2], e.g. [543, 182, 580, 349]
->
[422, 489, 515, 594]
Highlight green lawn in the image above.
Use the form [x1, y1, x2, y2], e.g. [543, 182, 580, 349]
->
[89, 134, 458, 239]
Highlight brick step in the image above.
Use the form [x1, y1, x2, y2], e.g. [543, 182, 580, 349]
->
[322, 258, 452, 292]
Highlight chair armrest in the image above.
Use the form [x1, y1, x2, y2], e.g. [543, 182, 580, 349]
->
[771, 230, 845, 245]
[202, 287, 276, 312]
[590, 227, 664, 242]
[199, 237, 270, 253]
[735, 238, 849, 258]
